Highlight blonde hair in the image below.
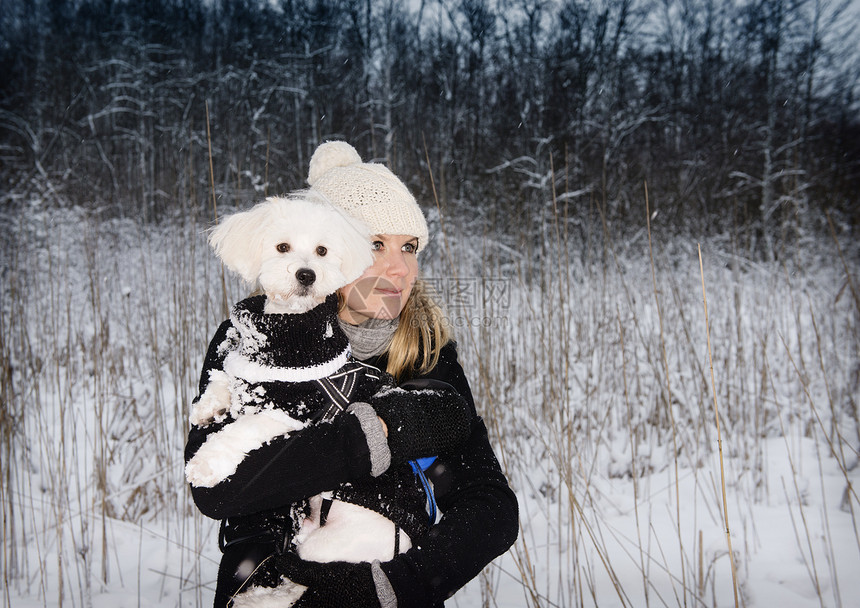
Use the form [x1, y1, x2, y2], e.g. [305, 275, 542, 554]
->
[386, 279, 451, 382]
[338, 279, 451, 381]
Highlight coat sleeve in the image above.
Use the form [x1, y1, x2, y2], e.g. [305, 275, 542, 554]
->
[184, 330, 476, 520]
[380, 343, 519, 606]
[185, 320, 378, 519]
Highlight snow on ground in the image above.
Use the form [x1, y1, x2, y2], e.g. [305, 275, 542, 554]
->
[2, 203, 858, 607]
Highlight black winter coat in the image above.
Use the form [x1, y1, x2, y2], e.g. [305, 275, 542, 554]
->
[365, 345, 519, 607]
[186, 326, 518, 606]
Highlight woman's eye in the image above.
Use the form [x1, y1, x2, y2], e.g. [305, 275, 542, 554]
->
[276, 243, 290, 253]
[402, 242, 417, 254]
[316, 245, 327, 256]
[371, 240, 384, 251]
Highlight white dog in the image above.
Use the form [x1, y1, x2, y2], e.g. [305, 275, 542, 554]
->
[186, 193, 374, 483]
[185, 192, 422, 606]
[209, 192, 371, 316]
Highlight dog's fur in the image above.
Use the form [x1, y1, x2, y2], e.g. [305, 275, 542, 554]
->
[209, 193, 372, 315]
[185, 193, 414, 606]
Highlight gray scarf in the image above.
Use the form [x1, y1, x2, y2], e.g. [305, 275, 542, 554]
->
[339, 317, 399, 360]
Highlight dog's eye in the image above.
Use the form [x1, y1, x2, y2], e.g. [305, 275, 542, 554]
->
[316, 246, 327, 257]
[277, 243, 290, 253]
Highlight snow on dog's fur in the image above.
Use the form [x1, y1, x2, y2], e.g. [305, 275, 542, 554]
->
[185, 192, 414, 606]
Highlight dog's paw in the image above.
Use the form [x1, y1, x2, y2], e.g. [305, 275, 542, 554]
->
[184, 457, 221, 488]
[231, 580, 307, 607]
[189, 370, 232, 426]
[185, 432, 244, 487]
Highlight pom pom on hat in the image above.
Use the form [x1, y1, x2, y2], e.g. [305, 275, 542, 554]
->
[308, 141, 429, 253]
[308, 141, 362, 185]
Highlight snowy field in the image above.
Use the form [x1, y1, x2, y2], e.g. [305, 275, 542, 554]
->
[1, 201, 858, 607]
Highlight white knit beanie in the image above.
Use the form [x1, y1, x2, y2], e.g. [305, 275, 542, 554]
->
[307, 141, 429, 253]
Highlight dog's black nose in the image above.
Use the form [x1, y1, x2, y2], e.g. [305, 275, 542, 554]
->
[296, 268, 316, 286]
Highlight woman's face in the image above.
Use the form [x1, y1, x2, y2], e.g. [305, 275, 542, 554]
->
[339, 234, 419, 324]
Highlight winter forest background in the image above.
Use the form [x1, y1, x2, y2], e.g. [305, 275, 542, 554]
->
[1, 0, 859, 606]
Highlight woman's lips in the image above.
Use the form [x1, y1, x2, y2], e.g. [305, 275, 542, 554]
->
[376, 288, 402, 297]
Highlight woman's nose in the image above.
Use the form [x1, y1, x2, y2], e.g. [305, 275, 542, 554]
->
[383, 250, 408, 276]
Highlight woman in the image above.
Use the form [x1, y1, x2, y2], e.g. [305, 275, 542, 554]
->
[186, 142, 518, 607]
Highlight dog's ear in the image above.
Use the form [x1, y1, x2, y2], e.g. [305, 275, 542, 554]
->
[208, 204, 268, 283]
[331, 208, 374, 283]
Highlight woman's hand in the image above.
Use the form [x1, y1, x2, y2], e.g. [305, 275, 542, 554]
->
[369, 379, 472, 463]
[274, 552, 385, 608]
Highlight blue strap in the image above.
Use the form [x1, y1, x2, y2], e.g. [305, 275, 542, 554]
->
[409, 456, 436, 472]
[409, 458, 438, 525]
